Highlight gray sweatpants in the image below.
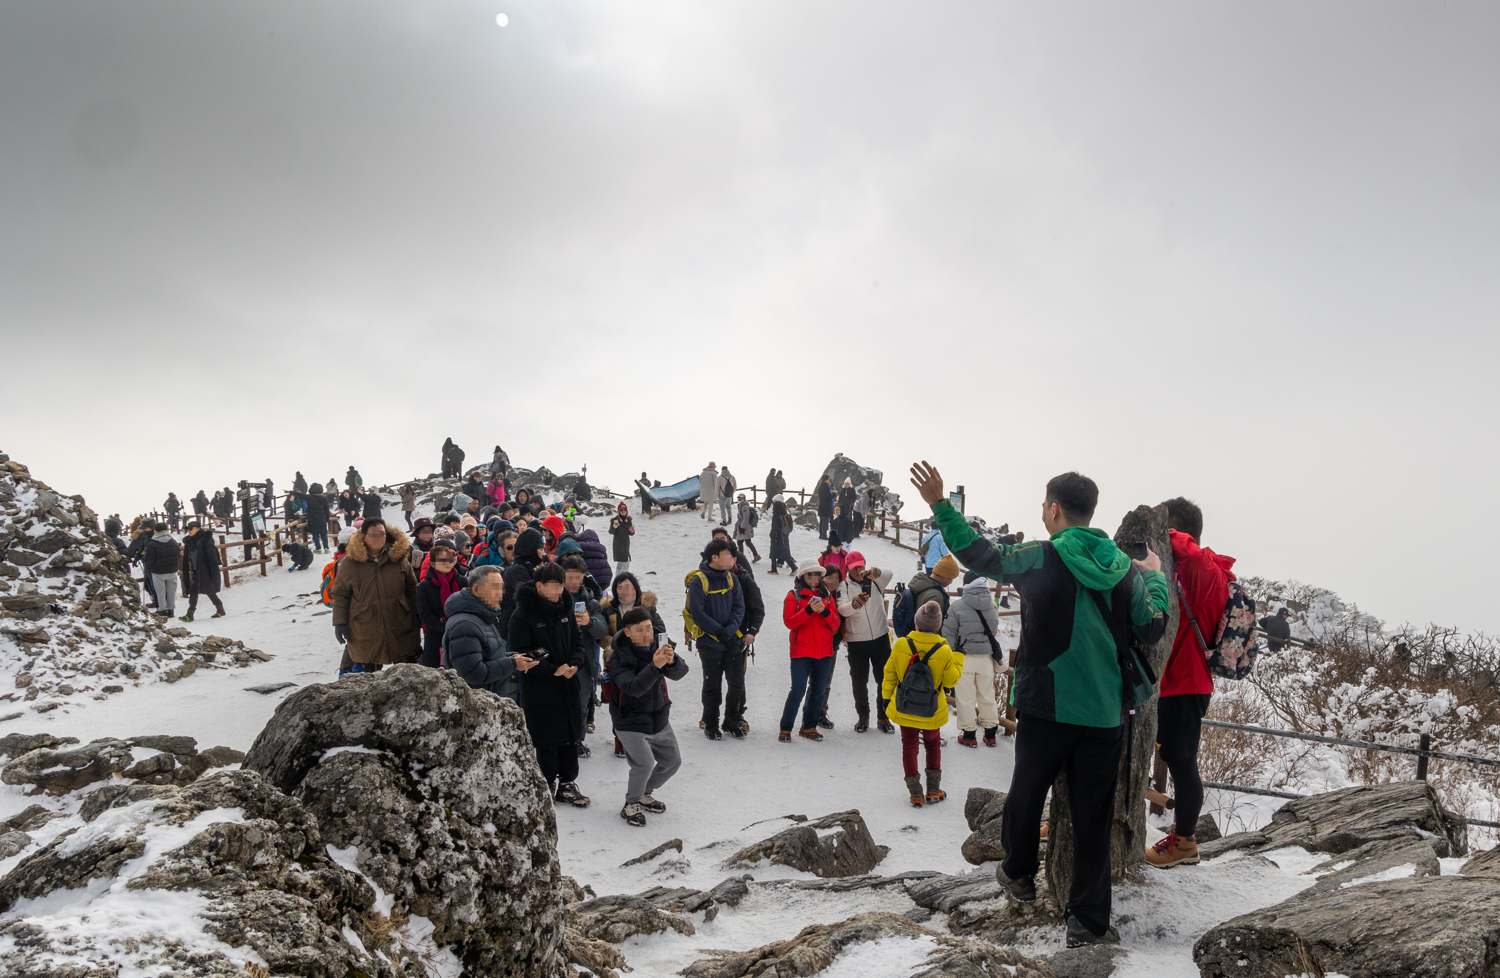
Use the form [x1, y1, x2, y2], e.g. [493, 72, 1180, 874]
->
[718, 497, 733, 523]
[151, 573, 178, 616]
[617, 726, 682, 804]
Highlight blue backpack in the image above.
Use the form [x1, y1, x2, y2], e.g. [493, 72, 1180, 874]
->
[891, 583, 918, 638]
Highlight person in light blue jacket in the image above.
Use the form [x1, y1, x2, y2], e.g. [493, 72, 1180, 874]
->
[920, 523, 950, 571]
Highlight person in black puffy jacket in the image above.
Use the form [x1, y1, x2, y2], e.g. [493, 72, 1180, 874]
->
[576, 525, 614, 589]
[509, 561, 589, 807]
[443, 565, 536, 697]
[610, 609, 689, 825]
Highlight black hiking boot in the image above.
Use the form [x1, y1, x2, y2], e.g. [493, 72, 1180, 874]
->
[704, 726, 722, 741]
[995, 865, 1036, 904]
[854, 714, 869, 733]
[1065, 916, 1121, 948]
[816, 715, 834, 730]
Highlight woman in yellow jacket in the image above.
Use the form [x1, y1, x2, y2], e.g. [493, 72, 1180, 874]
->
[883, 600, 965, 807]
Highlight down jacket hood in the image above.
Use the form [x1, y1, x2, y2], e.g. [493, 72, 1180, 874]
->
[1049, 526, 1129, 590]
[345, 526, 412, 565]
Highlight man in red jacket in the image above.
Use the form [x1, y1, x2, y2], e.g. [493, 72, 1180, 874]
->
[1147, 497, 1236, 869]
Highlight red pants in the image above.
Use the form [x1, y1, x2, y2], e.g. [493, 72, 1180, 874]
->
[901, 726, 942, 778]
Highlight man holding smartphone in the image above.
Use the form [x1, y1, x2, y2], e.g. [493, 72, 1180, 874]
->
[610, 608, 690, 826]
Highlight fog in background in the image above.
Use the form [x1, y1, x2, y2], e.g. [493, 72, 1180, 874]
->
[2, 2, 1497, 631]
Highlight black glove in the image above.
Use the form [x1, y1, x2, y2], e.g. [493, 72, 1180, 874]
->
[334, 624, 348, 645]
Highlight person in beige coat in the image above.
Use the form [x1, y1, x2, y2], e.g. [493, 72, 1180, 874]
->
[332, 518, 420, 673]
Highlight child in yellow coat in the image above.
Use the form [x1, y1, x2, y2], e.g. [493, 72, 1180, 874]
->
[883, 600, 965, 806]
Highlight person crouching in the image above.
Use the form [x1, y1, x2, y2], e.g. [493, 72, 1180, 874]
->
[883, 600, 965, 807]
[609, 607, 689, 826]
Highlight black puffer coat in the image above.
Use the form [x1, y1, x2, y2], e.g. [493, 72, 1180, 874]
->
[508, 583, 586, 747]
[608, 631, 688, 735]
[443, 588, 519, 696]
[499, 528, 547, 636]
[361, 491, 383, 519]
[299, 491, 330, 526]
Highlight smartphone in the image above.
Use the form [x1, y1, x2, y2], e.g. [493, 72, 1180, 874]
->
[1123, 541, 1148, 561]
[574, 600, 587, 615]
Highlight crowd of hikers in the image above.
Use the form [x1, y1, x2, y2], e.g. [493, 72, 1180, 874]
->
[126, 440, 1260, 951]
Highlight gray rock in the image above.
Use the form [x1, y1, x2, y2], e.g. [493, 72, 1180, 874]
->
[0, 830, 29, 860]
[244, 682, 297, 694]
[5, 805, 63, 832]
[708, 875, 753, 907]
[905, 868, 1005, 913]
[567, 893, 696, 943]
[961, 818, 1007, 865]
[1198, 830, 1269, 861]
[678, 911, 1053, 978]
[1046, 945, 1128, 978]
[964, 786, 1006, 831]
[729, 810, 889, 878]
[1460, 846, 1500, 878]
[123, 752, 176, 780]
[1256, 780, 1467, 857]
[1194, 876, 1500, 978]
[1292, 837, 1441, 898]
[621, 837, 683, 867]
[1, 738, 135, 794]
[199, 745, 246, 768]
[244, 663, 570, 977]
[0, 733, 79, 759]
[1195, 813, 1222, 844]
[130, 736, 197, 755]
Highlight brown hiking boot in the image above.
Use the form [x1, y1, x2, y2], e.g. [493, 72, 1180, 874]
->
[798, 728, 824, 742]
[924, 768, 946, 804]
[905, 776, 925, 807]
[1145, 831, 1199, 868]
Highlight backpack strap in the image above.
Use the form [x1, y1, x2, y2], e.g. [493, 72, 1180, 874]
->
[1173, 576, 1213, 654]
[975, 609, 1003, 657]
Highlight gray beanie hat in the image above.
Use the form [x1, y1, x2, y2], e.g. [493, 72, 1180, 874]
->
[914, 600, 943, 633]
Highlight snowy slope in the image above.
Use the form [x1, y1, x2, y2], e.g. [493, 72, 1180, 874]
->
[0, 500, 1363, 977]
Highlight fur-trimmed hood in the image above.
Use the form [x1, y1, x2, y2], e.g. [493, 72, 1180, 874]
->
[345, 526, 412, 564]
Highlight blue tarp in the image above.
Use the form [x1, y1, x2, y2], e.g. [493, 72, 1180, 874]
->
[637, 476, 700, 507]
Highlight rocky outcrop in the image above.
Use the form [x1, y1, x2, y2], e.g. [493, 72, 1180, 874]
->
[729, 810, 889, 878]
[1194, 876, 1500, 978]
[1200, 781, 1467, 861]
[962, 786, 1007, 864]
[0, 457, 269, 716]
[0, 666, 571, 978]
[1291, 836, 1441, 898]
[243, 663, 569, 977]
[1, 734, 242, 796]
[819, 453, 901, 514]
[680, 911, 1055, 978]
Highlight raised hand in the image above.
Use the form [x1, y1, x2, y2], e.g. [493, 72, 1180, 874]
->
[909, 461, 944, 506]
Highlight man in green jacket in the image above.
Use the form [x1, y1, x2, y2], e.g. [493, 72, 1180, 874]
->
[910, 461, 1168, 949]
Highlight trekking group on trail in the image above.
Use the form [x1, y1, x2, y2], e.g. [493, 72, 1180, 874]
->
[139, 440, 1253, 952]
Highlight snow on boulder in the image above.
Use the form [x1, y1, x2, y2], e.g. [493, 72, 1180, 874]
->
[1193, 875, 1500, 978]
[0, 456, 269, 717]
[243, 663, 572, 976]
[728, 810, 888, 879]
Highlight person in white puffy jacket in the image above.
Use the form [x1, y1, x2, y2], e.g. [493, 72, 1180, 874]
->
[836, 552, 895, 733]
[942, 572, 1008, 747]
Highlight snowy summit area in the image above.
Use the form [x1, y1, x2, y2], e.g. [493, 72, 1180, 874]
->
[1, 454, 1494, 978]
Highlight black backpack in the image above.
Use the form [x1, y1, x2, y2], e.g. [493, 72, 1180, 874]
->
[894, 635, 943, 718]
[891, 583, 918, 638]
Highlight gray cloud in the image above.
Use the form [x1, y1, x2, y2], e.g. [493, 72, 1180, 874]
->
[2, 1, 1497, 631]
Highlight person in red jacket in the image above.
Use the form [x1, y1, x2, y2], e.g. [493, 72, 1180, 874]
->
[779, 561, 840, 743]
[1148, 497, 1236, 869]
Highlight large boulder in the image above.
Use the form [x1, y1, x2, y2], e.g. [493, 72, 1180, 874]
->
[1194, 876, 1500, 978]
[242, 663, 569, 977]
[0, 769, 401, 977]
[729, 810, 888, 878]
[1208, 781, 1467, 859]
[680, 911, 1055, 978]
[1, 738, 136, 794]
[961, 786, 1008, 865]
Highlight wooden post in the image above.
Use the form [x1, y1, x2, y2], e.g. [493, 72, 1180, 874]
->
[259, 538, 268, 577]
[1149, 753, 1169, 816]
[220, 535, 231, 589]
[275, 530, 283, 567]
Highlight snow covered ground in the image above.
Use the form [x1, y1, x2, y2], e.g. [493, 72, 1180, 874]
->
[0, 499, 1409, 977]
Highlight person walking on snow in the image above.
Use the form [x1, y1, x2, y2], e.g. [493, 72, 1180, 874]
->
[163, 493, 182, 531]
[179, 524, 225, 621]
[716, 466, 736, 524]
[911, 461, 1168, 949]
[609, 502, 635, 577]
[143, 524, 181, 618]
[610, 608, 689, 826]
[1146, 496, 1237, 870]
[698, 462, 720, 520]
[943, 572, 1007, 747]
[763, 468, 779, 513]
[732, 494, 759, 561]
[399, 483, 416, 531]
[768, 496, 796, 575]
[815, 476, 834, 539]
[884, 600, 964, 806]
[836, 552, 894, 733]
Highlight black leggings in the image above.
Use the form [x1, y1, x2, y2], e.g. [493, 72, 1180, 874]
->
[187, 591, 224, 615]
[1157, 693, 1211, 838]
[845, 638, 891, 719]
[536, 744, 579, 790]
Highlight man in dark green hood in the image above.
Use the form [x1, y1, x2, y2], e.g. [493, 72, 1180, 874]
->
[910, 461, 1168, 949]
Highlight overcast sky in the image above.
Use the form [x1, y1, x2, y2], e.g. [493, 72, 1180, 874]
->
[2, 2, 1497, 632]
